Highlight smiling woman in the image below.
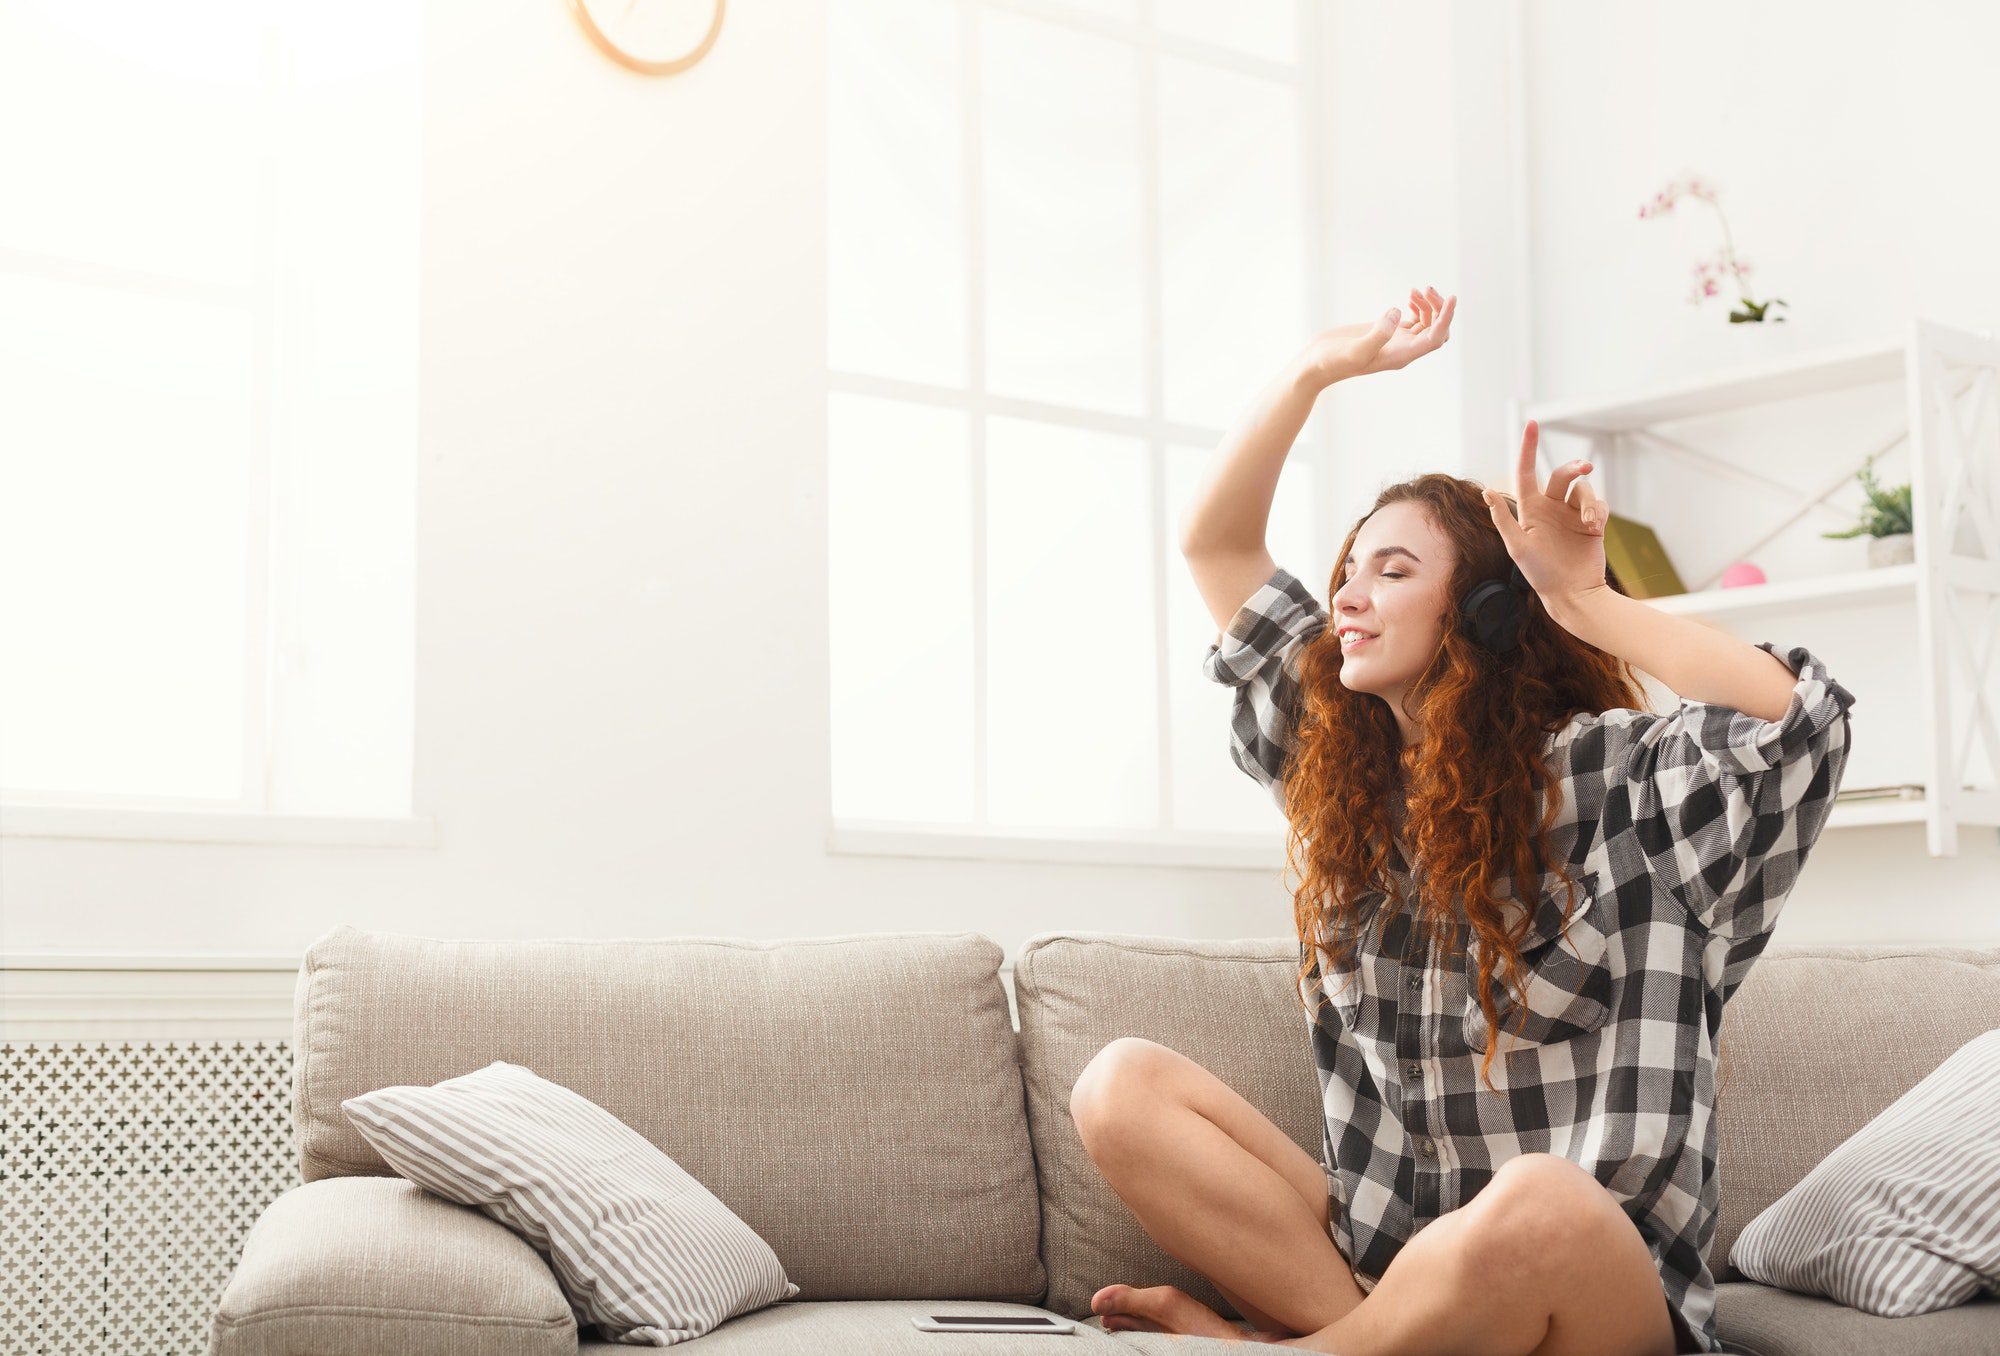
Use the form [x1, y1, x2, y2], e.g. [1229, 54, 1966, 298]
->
[1132, 290, 1855, 1354]
[1274, 460, 1653, 1105]
[1326, 504, 1460, 749]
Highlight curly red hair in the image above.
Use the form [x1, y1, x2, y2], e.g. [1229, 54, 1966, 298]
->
[1285, 473, 1647, 1095]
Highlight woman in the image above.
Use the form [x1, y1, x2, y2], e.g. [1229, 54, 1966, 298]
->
[1070, 288, 1856, 1355]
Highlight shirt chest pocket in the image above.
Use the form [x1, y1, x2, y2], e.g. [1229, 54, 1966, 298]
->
[1461, 869, 1614, 1056]
[1320, 888, 1391, 1032]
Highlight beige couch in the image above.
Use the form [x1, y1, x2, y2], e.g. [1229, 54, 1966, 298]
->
[210, 925, 2000, 1356]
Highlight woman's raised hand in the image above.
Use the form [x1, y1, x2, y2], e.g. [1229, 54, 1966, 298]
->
[1480, 419, 1609, 612]
[1302, 286, 1456, 385]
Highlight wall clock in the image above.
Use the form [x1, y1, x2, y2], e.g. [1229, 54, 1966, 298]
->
[566, 0, 726, 76]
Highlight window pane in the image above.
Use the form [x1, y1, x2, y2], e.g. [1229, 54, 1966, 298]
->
[828, 392, 975, 823]
[982, 10, 1145, 417]
[0, 275, 253, 798]
[1159, 57, 1309, 432]
[0, 1, 262, 287]
[266, 0, 422, 815]
[1165, 444, 1318, 832]
[828, 0, 966, 387]
[1155, 0, 1299, 66]
[985, 416, 1156, 828]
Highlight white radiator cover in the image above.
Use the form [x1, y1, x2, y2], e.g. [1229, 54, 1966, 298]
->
[2, 1039, 301, 1356]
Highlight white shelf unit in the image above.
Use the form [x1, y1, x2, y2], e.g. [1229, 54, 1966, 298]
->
[1513, 318, 2000, 856]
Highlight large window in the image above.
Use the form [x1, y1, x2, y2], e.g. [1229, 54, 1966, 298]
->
[827, 0, 1325, 862]
[0, 1, 422, 838]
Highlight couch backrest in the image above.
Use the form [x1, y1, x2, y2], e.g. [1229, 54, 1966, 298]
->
[1709, 944, 2000, 1276]
[289, 925, 1045, 1303]
[1011, 931, 2000, 1313]
[1012, 931, 1318, 1322]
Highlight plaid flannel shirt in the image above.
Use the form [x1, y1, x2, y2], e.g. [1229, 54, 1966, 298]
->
[1201, 565, 1857, 1355]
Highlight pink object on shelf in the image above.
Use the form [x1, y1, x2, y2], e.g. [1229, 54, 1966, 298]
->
[1720, 562, 1767, 588]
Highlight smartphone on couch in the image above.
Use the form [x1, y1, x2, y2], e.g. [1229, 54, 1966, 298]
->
[911, 1313, 1076, 1334]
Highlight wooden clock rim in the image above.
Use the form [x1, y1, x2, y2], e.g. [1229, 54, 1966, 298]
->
[566, 0, 726, 76]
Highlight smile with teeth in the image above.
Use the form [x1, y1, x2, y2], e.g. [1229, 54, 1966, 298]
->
[1339, 628, 1377, 648]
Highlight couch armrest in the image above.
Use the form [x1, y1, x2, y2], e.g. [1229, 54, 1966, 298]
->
[210, 1175, 578, 1356]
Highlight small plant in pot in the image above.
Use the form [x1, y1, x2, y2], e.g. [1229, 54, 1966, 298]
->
[1821, 460, 1914, 567]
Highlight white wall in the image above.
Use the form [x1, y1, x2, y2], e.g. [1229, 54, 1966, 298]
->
[3, 0, 1996, 972]
[1511, 0, 2000, 940]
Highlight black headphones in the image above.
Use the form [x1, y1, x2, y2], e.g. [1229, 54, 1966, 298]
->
[1456, 562, 1533, 654]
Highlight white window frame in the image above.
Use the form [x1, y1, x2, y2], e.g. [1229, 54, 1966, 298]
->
[0, 21, 431, 850]
[825, 0, 1332, 871]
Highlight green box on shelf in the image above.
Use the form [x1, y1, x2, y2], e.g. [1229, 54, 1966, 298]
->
[1602, 514, 1688, 600]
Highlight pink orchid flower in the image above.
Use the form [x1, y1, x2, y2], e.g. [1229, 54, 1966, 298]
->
[1641, 174, 1786, 322]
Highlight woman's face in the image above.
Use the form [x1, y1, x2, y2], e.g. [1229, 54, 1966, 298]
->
[1330, 501, 1457, 743]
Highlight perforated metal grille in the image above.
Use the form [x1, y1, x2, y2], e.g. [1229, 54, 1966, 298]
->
[1, 1040, 299, 1356]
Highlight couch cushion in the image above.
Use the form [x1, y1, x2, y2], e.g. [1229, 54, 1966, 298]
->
[1726, 1028, 2000, 1316]
[1012, 931, 1321, 1322]
[291, 925, 1042, 1302]
[1714, 1280, 2000, 1356]
[1709, 945, 2000, 1278]
[1098, 1329, 1268, 1355]
[342, 1059, 800, 1343]
[210, 1176, 577, 1356]
[577, 1300, 1153, 1353]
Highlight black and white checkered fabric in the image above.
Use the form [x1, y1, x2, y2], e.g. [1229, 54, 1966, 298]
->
[1201, 564, 1857, 1355]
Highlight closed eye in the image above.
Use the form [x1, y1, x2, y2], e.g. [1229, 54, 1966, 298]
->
[1381, 572, 1405, 579]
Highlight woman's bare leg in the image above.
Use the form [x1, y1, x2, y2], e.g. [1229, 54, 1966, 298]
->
[1069, 1036, 1369, 1338]
[1282, 1153, 1679, 1356]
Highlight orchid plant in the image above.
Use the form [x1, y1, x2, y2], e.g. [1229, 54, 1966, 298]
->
[1638, 174, 1788, 323]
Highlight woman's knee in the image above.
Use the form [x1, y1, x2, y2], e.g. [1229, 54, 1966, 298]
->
[1069, 1037, 1175, 1152]
[1458, 1154, 1626, 1284]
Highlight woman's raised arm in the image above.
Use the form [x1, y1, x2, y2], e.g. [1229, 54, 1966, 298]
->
[1179, 287, 1456, 635]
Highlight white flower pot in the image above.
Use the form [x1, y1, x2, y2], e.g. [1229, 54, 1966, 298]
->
[1867, 532, 1915, 567]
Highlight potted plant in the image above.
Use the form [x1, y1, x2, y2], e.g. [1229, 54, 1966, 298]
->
[1821, 460, 1914, 567]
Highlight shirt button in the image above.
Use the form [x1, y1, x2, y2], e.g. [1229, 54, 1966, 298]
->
[1420, 1139, 1435, 1157]
[1406, 1064, 1421, 1080]
[1407, 977, 1420, 992]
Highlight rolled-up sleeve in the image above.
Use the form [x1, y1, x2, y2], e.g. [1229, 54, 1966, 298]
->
[1201, 565, 1331, 802]
[1597, 642, 1857, 945]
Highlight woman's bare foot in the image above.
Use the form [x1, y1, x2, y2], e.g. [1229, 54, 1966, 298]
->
[1090, 1283, 1250, 1341]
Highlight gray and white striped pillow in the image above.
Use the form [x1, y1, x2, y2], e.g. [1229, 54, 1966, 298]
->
[341, 1060, 800, 1345]
[1729, 1028, 2000, 1317]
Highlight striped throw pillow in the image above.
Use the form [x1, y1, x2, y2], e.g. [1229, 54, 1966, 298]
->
[1728, 1028, 2000, 1317]
[341, 1060, 800, 1345]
